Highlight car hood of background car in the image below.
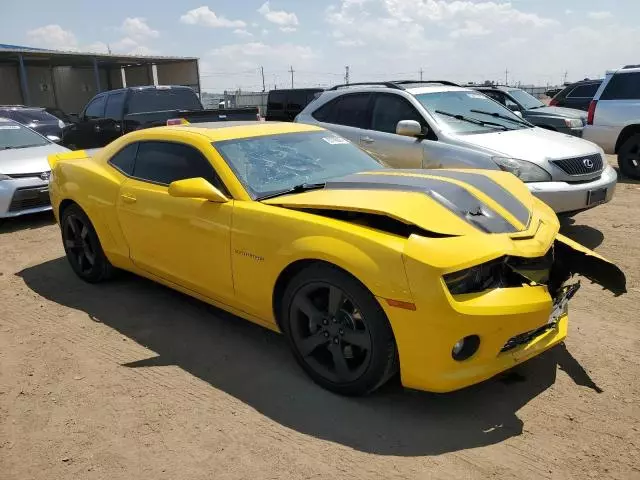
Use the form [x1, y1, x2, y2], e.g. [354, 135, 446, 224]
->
[0, 143, 69, 175]
[460, 125, 598, 163]
[264, 169, 536, 237]
[525, 106, 587, 120]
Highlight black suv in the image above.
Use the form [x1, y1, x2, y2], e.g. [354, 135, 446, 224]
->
[549, 80, 602, 111]
[265, 88, 324, 122]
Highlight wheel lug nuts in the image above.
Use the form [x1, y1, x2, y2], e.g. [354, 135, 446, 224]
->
[332, 318, 337, 323]
[339, 329, 344, 335]
[324, 332, 330, 338]
[333, 337, 339, 344]
[322, 319, 328, 325]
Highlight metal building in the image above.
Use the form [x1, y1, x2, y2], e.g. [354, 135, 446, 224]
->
[0, 44, 200, 114]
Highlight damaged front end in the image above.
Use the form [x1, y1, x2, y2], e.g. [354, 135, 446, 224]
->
[444, 234, 626, 300]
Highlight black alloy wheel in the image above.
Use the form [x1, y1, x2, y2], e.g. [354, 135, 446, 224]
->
[282, 264, 397, 395]
[618, 133, 640, 179]
[61, 204, 114, 283]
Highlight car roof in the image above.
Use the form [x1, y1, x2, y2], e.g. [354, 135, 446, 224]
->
[158, 121, 324, 141]
[404, 85, 471, 95]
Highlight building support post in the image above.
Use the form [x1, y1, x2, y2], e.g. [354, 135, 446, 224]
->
[93, 58, 102, 93]
[18, 54, 31, 105]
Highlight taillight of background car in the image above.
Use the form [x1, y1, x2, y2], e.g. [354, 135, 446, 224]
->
[587, 100, 598, 125]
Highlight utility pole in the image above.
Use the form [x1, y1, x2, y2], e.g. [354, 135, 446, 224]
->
[260, 66, 265, 92]
[563, 71, 568, 85]
[289, 65, 294, 88]
[419, 68, 423, 81]
[504, 68, 509, 86]
[345, 66, 350, 85]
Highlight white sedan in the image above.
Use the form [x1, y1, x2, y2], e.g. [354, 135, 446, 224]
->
[0, 117, 70, 219]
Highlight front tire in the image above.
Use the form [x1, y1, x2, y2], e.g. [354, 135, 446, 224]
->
[281, 264, 398, 396]
[61, 204, 114, 283]
[618, 133, 640, 179]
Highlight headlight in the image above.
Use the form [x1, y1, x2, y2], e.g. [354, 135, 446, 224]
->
[492, 157, 551, 182]
[0, 173, 12, 181]
[58, 119, 65, 129]
[443, 258, 507, 295]
[564, 118, 583, 128]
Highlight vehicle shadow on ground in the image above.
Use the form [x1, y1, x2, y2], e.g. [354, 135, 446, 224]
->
[613, 167, 640, 185]
[559, 217, 604, 250]
[0, 211, 55, 234]
[18, 258, 602, 457]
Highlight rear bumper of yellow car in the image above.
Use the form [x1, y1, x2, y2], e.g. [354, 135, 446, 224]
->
[380, 285, 567, 393]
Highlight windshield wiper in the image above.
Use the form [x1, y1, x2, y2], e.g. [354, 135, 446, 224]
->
[470, 109, 530, 126]
[257, 182, 326, 201]
[434, 110, 510, 131]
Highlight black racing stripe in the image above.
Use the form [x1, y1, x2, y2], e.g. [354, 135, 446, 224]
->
[390, 169, 531, 226]
[325, 173, 517, 234]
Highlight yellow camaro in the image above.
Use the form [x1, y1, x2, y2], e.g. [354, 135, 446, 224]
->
[48, 122, 625, 396]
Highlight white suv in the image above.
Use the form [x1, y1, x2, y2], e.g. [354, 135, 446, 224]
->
[583, 66, 640, 179]
[296, 80, 617, 214]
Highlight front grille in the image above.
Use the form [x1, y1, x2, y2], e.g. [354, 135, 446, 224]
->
[552, 153, 603, 176]
[6, 172, 45, 179]
[8, 186, 51, 212]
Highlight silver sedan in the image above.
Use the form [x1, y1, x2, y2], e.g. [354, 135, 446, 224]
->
[0, 118, 70, 219]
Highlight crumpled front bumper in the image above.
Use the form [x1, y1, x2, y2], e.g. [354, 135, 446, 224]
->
[389, 225, 625, 393]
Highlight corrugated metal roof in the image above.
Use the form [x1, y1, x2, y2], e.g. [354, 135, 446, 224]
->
[0, 44, 197, 62]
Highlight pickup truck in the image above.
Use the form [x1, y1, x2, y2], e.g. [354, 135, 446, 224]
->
[61, 85, 260, 149]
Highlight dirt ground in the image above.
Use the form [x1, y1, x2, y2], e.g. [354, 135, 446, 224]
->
[1, 157, 639, 480]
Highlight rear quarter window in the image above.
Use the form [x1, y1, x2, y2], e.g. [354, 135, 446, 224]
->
[567, 83, 600, 98]
[127, 88, 202, 113]
[601, 73, 640, 100]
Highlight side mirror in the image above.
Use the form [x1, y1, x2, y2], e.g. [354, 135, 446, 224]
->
[168, 177, 229, 203]
[396, 120, 424, 138]
[67, 113, 80, 123]
[507, 104, 521, 112]
[514, 111, 523, 118]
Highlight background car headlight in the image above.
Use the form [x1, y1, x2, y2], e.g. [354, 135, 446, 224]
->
[492, 157, 552, 183]
[564, 118, 583, 128]
[58, 119, 65, 129]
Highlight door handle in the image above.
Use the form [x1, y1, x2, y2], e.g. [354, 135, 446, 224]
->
[361, 136, 375, 144]
[120, 193, 137, 204]
[94, 124, 101, 132]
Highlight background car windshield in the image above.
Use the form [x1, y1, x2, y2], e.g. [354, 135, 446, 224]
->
[0, 121, 49, 149]
[214, 131, 383, 199]
[415, 91, 529, 134]
[507, 89, 544, 109]
[7, 109, 58, 124]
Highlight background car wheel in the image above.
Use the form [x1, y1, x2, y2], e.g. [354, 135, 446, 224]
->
[61, 204, 114, 283]
[281, 263, 398, 396]
[618, 133, 640, 179]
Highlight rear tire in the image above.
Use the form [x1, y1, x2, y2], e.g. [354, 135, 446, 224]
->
[61, 204, 114, 283]
[618, 133, 640, 179]
[280, 263, 398, 396]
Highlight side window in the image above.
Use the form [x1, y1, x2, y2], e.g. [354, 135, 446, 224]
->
[84, 95, 106, 120]
[504, 96, 520, 111]
[332, 94, 371, 128]
[267, 91, 285, 111]
[311, 97, 339, 122]
[484, 91, 505, 105]
[133, 141, 226, 193]
[108, 143, 138, 176]
[601, 73, 640, 100]
[567, 83, 600, 98]
[371, 94, 423, 134]
[104, 92, 126, 121]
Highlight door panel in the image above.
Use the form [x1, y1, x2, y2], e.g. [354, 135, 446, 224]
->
[116, 178, 234, 301]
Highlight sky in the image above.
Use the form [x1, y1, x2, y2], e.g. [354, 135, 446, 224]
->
[3, 0, 639, 92]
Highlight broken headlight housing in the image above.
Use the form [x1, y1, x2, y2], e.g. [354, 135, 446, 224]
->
[444, 249, 554, 295]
